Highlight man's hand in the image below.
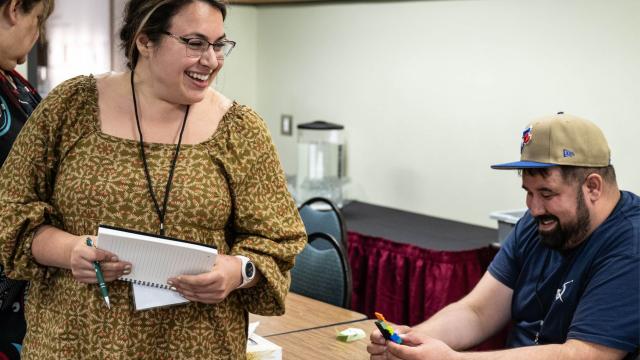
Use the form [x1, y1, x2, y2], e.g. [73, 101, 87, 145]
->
[386, 333, 459, 360]
[365, 272, 514, 359]
[367, 324, 409, 359]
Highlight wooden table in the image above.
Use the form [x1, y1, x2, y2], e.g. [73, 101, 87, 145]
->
[267, 319, 377, 359]
[250, 293, 368, 337]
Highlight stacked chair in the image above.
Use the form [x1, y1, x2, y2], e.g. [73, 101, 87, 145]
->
[290, 232, 352, 308]
[291, 197, 352, 308]
[297, 197, 347, 251]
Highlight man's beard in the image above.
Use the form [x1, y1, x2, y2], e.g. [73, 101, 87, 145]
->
[536, 188, 591, 250]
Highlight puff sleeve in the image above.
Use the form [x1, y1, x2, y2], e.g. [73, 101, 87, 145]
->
[210, 105, 306, 316]
[0, 76, 93, 282]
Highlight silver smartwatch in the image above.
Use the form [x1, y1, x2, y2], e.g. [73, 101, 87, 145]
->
[235, 255, 255, 289]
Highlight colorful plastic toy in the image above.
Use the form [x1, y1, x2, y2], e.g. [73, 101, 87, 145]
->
[374, 312, 402, 344]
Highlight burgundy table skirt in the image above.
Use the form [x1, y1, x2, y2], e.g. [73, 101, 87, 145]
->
[347, 231, 508, 350]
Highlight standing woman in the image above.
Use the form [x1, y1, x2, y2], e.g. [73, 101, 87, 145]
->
[0, 1, 54, 359]
[0, 0, 306, 358]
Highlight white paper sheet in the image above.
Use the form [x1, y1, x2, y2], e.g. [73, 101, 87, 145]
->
[247, 322, 282, 360]
[132, 284, 189, 310]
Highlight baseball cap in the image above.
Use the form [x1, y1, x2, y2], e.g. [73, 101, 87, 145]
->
[491, 113, 610, 170]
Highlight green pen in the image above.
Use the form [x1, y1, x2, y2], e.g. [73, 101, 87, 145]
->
[86, 238, 110, 309]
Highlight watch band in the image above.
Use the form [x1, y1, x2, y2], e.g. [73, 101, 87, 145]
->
[235, 255, 255, 289]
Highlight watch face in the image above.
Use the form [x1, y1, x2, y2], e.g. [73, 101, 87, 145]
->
[245, 262, 255, 278]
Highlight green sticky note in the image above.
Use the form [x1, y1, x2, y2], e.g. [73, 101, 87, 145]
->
[336, 328, 366, 342]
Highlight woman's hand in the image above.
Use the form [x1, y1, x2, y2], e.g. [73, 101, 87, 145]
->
[168, 254, 244, 304]
[69, 235, 131, 284]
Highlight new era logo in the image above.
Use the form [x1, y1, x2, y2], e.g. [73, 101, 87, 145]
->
[563, 149, 575, 158]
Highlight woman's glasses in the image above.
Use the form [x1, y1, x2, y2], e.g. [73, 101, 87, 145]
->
[163, 31, 236, 59]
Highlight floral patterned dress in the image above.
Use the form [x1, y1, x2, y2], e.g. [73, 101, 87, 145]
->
[0, 75, 306, 359]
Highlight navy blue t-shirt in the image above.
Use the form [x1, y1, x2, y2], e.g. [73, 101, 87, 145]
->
[489, 191, 640, 358]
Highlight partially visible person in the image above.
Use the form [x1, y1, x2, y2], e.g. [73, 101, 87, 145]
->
[0, 0, 54, 359]
[0, 0, 306, 358]
[368, 113, 639, 360]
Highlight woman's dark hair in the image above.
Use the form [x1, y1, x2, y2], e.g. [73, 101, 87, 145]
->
[119, 0, 227, 70]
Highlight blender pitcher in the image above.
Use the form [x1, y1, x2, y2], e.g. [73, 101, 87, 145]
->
[296, 120, 347, 207]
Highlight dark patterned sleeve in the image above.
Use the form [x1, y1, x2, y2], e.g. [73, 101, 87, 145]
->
[0, 76, 91, 282]
[219, 106, 306, 316]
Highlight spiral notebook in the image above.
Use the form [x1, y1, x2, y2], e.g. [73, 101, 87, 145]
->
[97, 225, 217, 309]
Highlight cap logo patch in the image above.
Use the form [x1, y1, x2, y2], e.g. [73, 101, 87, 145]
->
[520, 126, 533, 153]
[563, 149, 575, 158]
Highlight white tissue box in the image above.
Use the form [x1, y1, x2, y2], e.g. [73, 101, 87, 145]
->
[247, 333, 282, 360]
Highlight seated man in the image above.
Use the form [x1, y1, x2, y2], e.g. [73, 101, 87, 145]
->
[368, 113, 639, 360]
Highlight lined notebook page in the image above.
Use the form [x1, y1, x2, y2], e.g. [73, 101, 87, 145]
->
[97, 225, 217, 289]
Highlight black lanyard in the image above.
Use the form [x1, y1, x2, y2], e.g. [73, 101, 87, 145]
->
[533, 249, 552, 344]
[130, 71, 190, 236]
[532, 248, 577, 345]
